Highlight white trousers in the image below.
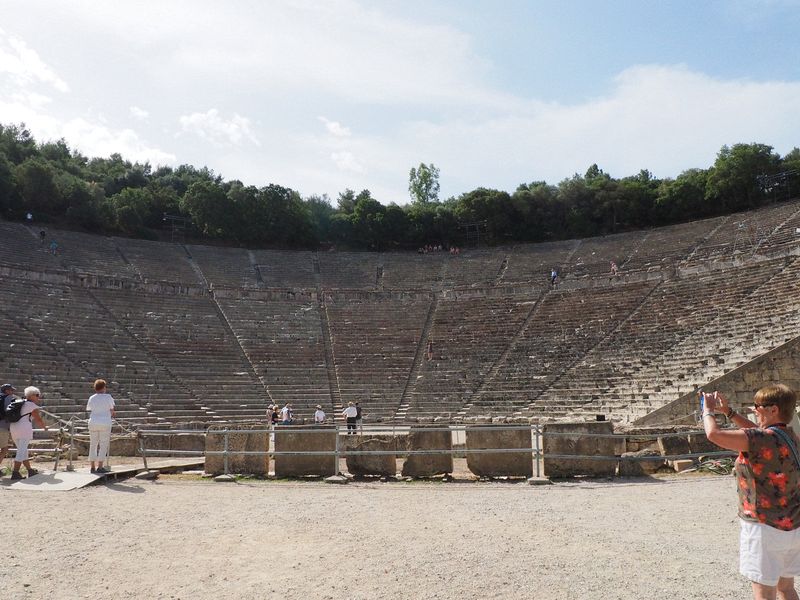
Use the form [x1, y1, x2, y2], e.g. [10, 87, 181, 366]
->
[88, 424, 112, 462]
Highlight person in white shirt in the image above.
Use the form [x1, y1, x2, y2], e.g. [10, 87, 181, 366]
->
[86, 379, 115, 474]
[342, 402, 358, 434]
[280, 403, 293, 425]
[314, 405, 326, 424]
[10, 386, 48, 480]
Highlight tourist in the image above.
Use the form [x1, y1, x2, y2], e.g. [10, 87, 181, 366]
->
[355, 401, 363, 432]
[550, 268, 558, 285]
[703, 386, 800, 599]
[342, 402, 358, 434]
[0, 383, 16, 475]
[9, 386, 48, 480]
[270, 405, 280, 425]
[314, 405, 326, 423]
[610, 261, 618, 277]
[39, 229, 46, 246]
[280, 403, 293, 425]
[49, 240, 58, 255]
[86, 379, 115, 474]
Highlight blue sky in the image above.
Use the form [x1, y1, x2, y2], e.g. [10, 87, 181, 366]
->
[1, 0, 799, 204]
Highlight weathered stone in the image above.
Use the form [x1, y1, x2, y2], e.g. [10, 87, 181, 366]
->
[213, 474, 236, 482]
[657, 434, 692, 458]
[346, 437, 396, 477]
[465, 425, 532, 478]
[527, 476, 552, 485]
[401, 426, 453, 477]
[274, 425, 337, 478]
[324, 474, 348, 484]
[135, 470, 159, 480]
[542, 422, 616, 478]
[670, 459, 695, 472]
[687, 432, 719, 455]
[206, 425, 269, 475]
[619, 449, 664, 476]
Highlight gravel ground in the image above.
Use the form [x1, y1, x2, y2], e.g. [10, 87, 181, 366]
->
[1, 474, 751, 599]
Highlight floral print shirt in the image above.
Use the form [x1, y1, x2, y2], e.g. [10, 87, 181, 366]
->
[735, 425, 800, 531]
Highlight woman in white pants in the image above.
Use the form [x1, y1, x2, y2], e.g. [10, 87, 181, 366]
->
[86, 379, 115, 474]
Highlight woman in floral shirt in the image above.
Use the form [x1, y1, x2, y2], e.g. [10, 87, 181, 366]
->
[704, 385, 800, 600]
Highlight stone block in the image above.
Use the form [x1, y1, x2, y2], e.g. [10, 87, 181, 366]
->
[618, 449, 664, 476]
[670, 459, 695, 473]
[687, 432, 718, 455]
[465, 425, 532, 478]
[206, 425, 269, 475]
[401, 426, 453, 477]
[657, 434, 691, 458]
[346, 437, 397, 477]
[542, 422, 616, 478]
[274, 425, 337, 478]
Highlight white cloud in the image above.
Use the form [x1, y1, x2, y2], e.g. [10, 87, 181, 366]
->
[331, 151, 365, 174]
[130, 106, 149, 120]
[178, 109, 260, 147]
[318, 116, 351, 138]
[0, 27, 69, 93]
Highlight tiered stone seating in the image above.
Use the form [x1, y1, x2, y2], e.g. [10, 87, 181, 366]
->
[251, 250, 316, 288]
[622, 218, 720, 272]
[475, 282, 657, 416]
[756, 201, 800, 255]
[501, 240, 575, 284]
[219, 297, 331, 419]
[115, 237, 200, 284]
[601, 257, 800, 421]
[0, 221, 60, 272]
[0, 279, 159, 423]
[326, 297, 430, 419]
[188, 244, 258, 288]
[50, 229, 134, 277]
[319, 252, 378, 289]
[406, 295, 534, 419]
[569, 230, 647, 277]
[531, 260, 782, 421]
[93, 289, 266, 420]
[381, 253, 445, 290]
[443, 250, 505, 287]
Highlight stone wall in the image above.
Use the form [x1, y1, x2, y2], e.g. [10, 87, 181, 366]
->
[635, 335, 800, 426]
[465, 425, 532, 478]
[206, 425, 268, 475]
[542, 421, 616, 478]
[273, 425, 337, 477]
[344, 435, 397, 477]
[401, 427, 453, 477]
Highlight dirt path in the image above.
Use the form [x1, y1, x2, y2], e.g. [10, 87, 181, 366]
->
[1, 475, 749, 599]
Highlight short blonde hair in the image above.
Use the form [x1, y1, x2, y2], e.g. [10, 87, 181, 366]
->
[754, 384, 797, 422]
[23, 386, 41, 399]
[94, 379, 106, 392]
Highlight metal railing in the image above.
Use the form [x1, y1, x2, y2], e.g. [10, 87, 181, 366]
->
[136, 423, 735, 478]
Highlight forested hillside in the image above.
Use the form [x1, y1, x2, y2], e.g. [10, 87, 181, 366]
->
[1, 122, 798, 250]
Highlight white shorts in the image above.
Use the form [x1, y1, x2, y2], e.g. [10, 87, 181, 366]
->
[740, 519, 800, 586]
[12, 437, 31, 462]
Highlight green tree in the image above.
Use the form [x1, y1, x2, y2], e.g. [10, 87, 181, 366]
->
[15, 156, 61, 214]
[110, 187, 154, 234]
[181, 180, 232, 238]
[706, 143, 781, 212]
[408, 162, 441, 204]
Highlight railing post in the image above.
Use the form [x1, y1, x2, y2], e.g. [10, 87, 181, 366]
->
[534, 424, 541, 478]
[223, 429, 230, 475]
[66, 420, 75, 472]
[334, 425, 340, 475]
[138, 431, 149, 471]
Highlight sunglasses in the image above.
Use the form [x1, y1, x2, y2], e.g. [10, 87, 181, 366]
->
[751, 403, 777, 410]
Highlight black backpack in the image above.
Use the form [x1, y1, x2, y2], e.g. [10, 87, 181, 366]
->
[4, 398, 28, 423]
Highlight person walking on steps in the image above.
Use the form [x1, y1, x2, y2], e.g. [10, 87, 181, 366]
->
[86, 379, 115, 474]
[9, 386, 48, 480]
[0, 383, 17, 476]
[343, 402, 358, 434]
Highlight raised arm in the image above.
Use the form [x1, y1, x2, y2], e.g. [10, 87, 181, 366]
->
[703, 392, 748, 453]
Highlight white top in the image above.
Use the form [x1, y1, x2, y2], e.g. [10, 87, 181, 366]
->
[342, 406, 358, 418]
[280, 406, 291, 420]
[314, 409, 326, 423]
[9, 401, 37, 440]
[87, 393, 115, 426]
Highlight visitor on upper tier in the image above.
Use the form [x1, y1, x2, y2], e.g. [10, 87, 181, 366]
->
[314, 405, 326, 423]
[39, 229, 46, 245]
[280, 403, 293, 425]
[355, 402, 363, 432]
[0, 383, 16, 476]
[342, 402, 358, 434]
[9, 386, 48, 480]
[86, 379, 115, 474]
[610, 261, 618, 277]
[550, 268, 558, 285]
[270, 405, 280, 425]
[703, 386, 800, 599]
